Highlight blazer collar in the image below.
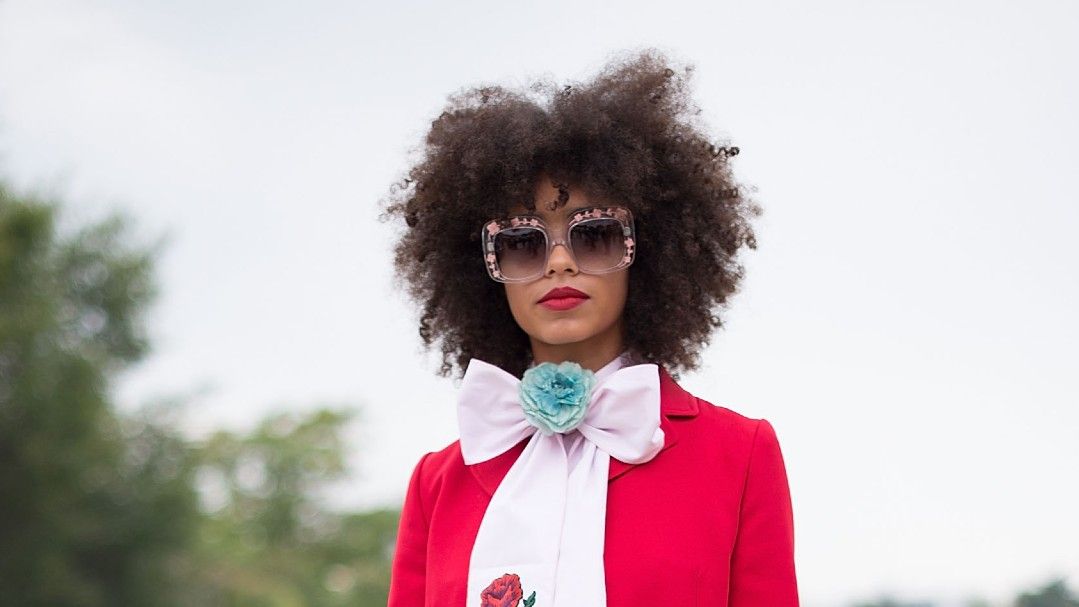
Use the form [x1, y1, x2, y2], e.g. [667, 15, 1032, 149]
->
[468, 364, 698, 496]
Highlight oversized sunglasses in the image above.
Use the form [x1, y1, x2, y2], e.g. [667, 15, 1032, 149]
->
[481, 206, 636, 283]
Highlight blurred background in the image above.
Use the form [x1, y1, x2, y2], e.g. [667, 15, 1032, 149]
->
[1, 0, 1077, 605]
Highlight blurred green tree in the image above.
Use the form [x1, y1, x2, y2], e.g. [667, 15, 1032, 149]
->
[1016, 578, 1079, 607]
[0, 184, 199, 605]
[0, 183, 397, 606]
[186, 407, 398, 606]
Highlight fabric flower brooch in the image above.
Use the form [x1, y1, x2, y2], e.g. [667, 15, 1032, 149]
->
[519, 360, 597, 435]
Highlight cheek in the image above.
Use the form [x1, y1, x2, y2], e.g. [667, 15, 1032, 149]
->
[593, 273, 630, 314]
[503, 284, 529, 314]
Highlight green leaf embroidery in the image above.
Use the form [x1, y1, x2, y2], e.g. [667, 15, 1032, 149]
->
[523, 590, 536, 607]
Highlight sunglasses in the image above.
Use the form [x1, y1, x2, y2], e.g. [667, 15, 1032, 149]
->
[481, 206, 636, 283]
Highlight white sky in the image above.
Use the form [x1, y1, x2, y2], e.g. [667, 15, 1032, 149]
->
[2, 1, 1077, 605]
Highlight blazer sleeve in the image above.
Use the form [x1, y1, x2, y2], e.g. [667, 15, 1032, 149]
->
[728, 418, 799, 606]
[388, 451, 433, 607]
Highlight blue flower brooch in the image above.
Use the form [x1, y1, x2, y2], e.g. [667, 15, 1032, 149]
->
[519, 360, 597, 435]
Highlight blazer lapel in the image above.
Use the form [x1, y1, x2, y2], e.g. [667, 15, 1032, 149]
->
[468, 365, 700, 496]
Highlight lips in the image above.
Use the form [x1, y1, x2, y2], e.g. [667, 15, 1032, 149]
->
[538, 286, 590, 303]
[538, 286, 590, 312]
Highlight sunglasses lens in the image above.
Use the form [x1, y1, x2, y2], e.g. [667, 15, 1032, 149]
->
[494, 227, 546, 280]
[570, 218, 627, 272]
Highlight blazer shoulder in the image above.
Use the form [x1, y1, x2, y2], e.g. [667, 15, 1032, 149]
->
[686, 393, 778, 451]
[411, 438, 466, 490]
[684, 396, 790, 493]
[427, 437, 465, 467]
[661, 367, 768, 444]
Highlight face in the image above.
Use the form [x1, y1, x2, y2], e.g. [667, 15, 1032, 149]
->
[499, 177, 630, 366]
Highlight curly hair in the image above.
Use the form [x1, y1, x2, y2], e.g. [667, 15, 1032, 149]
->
[378, 48, 761, 381]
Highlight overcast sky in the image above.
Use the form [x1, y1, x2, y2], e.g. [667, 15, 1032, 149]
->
[2, 1, 1077, 605]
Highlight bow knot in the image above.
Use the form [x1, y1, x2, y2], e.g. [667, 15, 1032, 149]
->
[518, 359, 596, 436]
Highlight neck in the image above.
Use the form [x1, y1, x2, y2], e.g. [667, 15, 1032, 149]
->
[528, 324, 627, 374]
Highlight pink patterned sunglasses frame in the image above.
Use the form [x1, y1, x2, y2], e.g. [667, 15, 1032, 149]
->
[480, 206, 636, 283]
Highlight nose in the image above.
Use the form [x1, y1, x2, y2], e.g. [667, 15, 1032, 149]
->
[546, 240, 578, 276]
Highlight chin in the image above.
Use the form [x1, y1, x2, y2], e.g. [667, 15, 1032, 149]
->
[529, 326, 587, 345]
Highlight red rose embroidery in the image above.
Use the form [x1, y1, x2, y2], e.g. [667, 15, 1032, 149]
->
[480, 573, 524, 607]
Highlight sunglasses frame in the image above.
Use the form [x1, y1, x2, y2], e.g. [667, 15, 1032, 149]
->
[480, 205, 636, 283]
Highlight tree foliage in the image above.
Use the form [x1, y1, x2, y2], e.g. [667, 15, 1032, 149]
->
[0, 184, 197, 605]
[185, 408, 397, 606]
[0, 184, 395, 606]
[1016, 578, 1079, 607]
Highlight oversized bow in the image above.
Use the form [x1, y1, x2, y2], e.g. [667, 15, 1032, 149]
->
[456, 353, 664, 607]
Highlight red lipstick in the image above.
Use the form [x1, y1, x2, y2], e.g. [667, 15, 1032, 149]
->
[538, 286, 590, 311]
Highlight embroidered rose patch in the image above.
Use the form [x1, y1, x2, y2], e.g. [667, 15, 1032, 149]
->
[480, 573, 536, 607]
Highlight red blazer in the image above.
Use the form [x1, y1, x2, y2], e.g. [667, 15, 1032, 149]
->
[388, 365, 799, 606]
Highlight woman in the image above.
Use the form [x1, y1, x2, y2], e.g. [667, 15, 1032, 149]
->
[380, 49, 798, 606]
